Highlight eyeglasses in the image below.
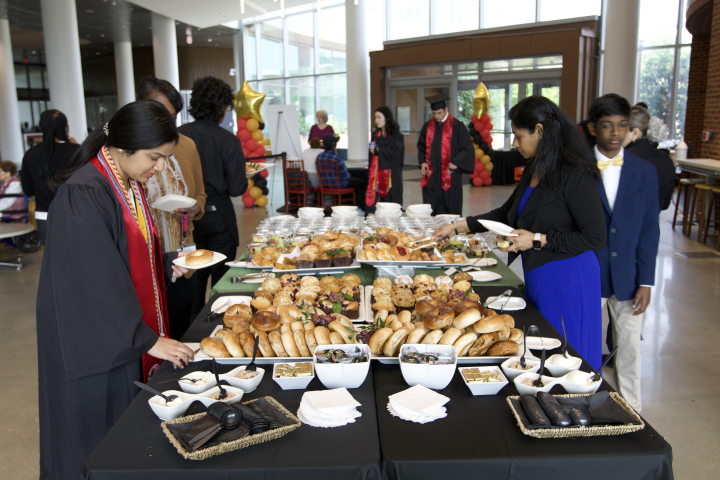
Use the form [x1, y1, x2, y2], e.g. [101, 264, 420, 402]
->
[599, 123, 629, 133]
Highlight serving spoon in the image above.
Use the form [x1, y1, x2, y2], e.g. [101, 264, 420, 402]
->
[519, 325, 528, 369]
[560, 315, 569, 359]
[133, 381, 180, 404]
[211, 359, 227, 400]
[591, 347, 618, 383]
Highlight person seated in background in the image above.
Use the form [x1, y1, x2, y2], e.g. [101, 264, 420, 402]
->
[0, 160, 26, 220]
[623, 105, 676, 211]
[19, 109, 80, 242]
[301, 137, 323, 187]
[308, 110, 335, 147]
[317, 134, 366, 209]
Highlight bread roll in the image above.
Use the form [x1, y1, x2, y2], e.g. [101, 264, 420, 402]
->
[268, 331, 289, 357]
[453, 332, 479, 356]
[291, 321, 305, 332]
[374, 309, 388, 322]
[439, 327, 462, 346]
[368, 327, 393, 354]
[200, 337, 231, 358]
[421, 329, 443, 345]
[406, 328, 427, 344]
[423, 307, 455, 330]
[214, 329, 228, 344]
[304, 321, 316, 331]
[292, 330, 311, 357]
[281, 331, 301, 357]
[453, 308, 483, 329]
[329, 332, 344, 345]
[223, 331, 246, 357]
[472, 315, 507, 334]
[314, 326, 332, 346]
[383, 327, 410, 357]
[237, 331, 258, 357]
[232, 321, 250, 335]
[385, 314, 398, 326]
[305, 329, 318, 353]
[185, 248, 213, 266]
[251, 311, 281, 332]
[224, 303, 252, 329]
[468, 332, 499, 356]
[255, 331, 276, 357]
[398, 310, 412, 324]
[496, 314, 515, 328]
[487, 340, 519, 356]
[497, 325, 511, 341]
[277, 305, 302, 324]
[330, 314, 355, 331]
[508, 328, 523, 343]
[386, 317, 403, 331]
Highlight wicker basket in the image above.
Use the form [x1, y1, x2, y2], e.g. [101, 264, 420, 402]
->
[161, 396, 301, 460]
[507, 392, 645, 439]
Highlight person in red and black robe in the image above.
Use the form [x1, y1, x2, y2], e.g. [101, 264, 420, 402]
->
[366, 106, 404, 213]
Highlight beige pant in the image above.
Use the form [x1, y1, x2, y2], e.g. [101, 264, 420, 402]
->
[601, 296, 643, 412]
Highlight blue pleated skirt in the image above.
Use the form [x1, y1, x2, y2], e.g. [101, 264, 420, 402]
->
[523, 251, 602, 371]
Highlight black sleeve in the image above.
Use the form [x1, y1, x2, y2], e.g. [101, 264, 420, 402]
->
[466, 186, 520, 233]
[162, 252, 179, 285]
[451, 122, 475, 174]
[20, 154, 36, 198]
[417, 123, 429, 166]
[224, 135, 248, 197]
[377, 134, 404, 170]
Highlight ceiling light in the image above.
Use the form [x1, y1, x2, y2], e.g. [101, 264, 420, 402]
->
[241, 0, 245, 14]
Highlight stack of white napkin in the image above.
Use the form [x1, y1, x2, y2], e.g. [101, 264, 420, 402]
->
[387, 385, 449, 424]
[297, 388, 362, 428]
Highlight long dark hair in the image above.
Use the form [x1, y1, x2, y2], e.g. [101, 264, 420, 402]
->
[509, 96, 598, 189]
[53, 101, 178, 190]
[38, 110, 70, 184]
[373, 106, 400, 137]
[137, 75, 184, 113]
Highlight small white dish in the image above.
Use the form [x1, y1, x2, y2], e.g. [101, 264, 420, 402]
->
[151, 194, 197, 212]
[147, 386, 244, 421]
[219, 366, 265, 393]
[272, 362, 315, 390]
[478, 220, 518, 237]
[484, 296, 526, 311]
[544, 354, 583, 377]
[467, 258, 498, 267]
[173, 252, 227, 270]
[557, 370, 603, 394]
[459, 366, 509, 395]
[468, 271, 502, 282]
[376, 202, 402, 209]
[500, 356, 541, 381]
[314, 345, 371, 389]
[525, 336, 562, 350]
[211, 296, 252, 313]
[399, 344, 457, 390]
[331, 206, 358, 212]
[177, 371, 216, 394]
[513, 372, 558, 395]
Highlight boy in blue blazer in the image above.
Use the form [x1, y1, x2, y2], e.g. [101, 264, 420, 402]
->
[587, 94, 660, 413]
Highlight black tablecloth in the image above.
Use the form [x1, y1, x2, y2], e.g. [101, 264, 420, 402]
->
[83, 294, 382, 480]
[374, 286, 673, 480]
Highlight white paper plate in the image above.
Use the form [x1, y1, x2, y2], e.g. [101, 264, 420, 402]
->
[478, 220, 518, 237]
[465, 258, 498, 267]
[525, 336, 562, 350]
[173, 252, 227, 270]
[245, 164, 274, 177]
[468, 271, 502, 282]
[211, 296, 252, 313]
[483, 296, 526, 311]
[150, 194, 197, 212]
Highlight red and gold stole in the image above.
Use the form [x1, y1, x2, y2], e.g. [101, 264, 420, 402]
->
[91, 146, 169, 382]
[421, 114, 453, 191]
[366, 130, 392, 207]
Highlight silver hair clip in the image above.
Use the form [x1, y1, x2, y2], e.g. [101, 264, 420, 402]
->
[103, 123, 109, 136]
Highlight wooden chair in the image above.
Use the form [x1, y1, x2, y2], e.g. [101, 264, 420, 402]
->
[695, 184, 720, 247]
[672, 178, 705, 235]
[283, 159, 320, 212]
[316, 159, 356, 206]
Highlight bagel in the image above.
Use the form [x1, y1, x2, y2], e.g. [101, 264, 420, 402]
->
[421, 329, 443, 345]
[328, 320, 355, 344]
[374, 309, 389, 322]
[258, 305, 278, 314]
[452, 308, 483, 329]
[439, 327, 462, 346]
[429, 299, 449, 309]
[304, 321, 316, 331]
[508, 328, 523, 343]
[277, 305, 302, 324]
[329, 332, 344, 344]
[406, 328, 427, 344]
[232, 320, 250, 335]
[281, 331, 301, 357]
[497, 314, 515, 328]
[468, 332, 499, 356]
[314, 326, 332, 346]
[330, 314, 354, 331]
[200, 337, 231, 358]
[472, 315, 507, 334]
[280, 324, 292, 334]
[452, 300, 484, 317]
[268, 330, 289, 357]
[293, 330, 311, 357]
[237, 331, 258, 357]
[383, 327, 410, 357]
[224, 303, 252, 329]
[453, 332, 479, 356]
[488, 340, 519, 356]
[368, 327, 393, 354]
[398, 310, 412, 324]
[423, 307, 455, 330]
[213, 329, 228, 344]
[255, 331, 275, 357]
[497, 325, 511, 341]
[414, 299, 437, 317]
[291, 321, 305, 332]
[251, 311, 282, 332]
[391, 245, 411, 261]
[185, 249, 213, 266]
[223, 331, 246, 357]
[305, 329, 318, 353]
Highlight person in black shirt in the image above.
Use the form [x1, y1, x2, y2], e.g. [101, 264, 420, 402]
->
[20, 109, 80, 244]
[179, 77, 248, 317]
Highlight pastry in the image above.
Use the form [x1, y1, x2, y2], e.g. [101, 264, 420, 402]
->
[224, 304, 252, 329]
[261, 277, 282, 295]
[185, 249, 213, 266]
[254, 290, 274, 302]
[314, 252, 332, 268]
[453, 280, 472, 292]
[280, 273, 300, 286]
[452, 272, 473, 283]
[373, 277, 393, 290]
[295, 252, 316, 269]
[251, 311, 281, 332]
[200, 337, 231, 358]
[391, 245, 411, 261]
[413, 274, 434, 286]
[487, 340, 519, 356]
[250, 297, 272, 310]
[340, 273, 361, 288]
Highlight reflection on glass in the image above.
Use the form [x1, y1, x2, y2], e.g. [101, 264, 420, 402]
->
[318, 74, 348, 135]
[432, 0, 479, 35]
[390, 65, 453, 78]
[483, 55, 562, 72]
[638, 48, 674, 129]
[287, 12, 314, 76]
[290, 77, 315, 135]
[261, 19, 284, 78]
[638, 0, 679, 47]
[259, 79, 286, 136]
[538, 0, 601, 21]
[675, 46, 690, 139]
[482, 0, 535, 29]
[246, 25, 257, 81]
[389, 0, 429, 40]
[14, 65, 28, 89]
[319, 5, 346, 74]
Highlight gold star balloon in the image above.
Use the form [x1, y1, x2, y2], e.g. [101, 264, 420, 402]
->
[234, 81, 266, 123]
[473, 82, 490, 118]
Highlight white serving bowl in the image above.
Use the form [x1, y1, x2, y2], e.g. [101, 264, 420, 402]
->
[558, 370, 603, 394]
[500, 357, 541, 382]
[332, 206, 357, 212]
[177, 371, 216, 394]
[219, 366, 265, 393]
[406, 204, 432, 210]
[299, 207, 324, 213]
[543, 354, 583, 377]
[376, 202, 402, 210]
[313, 345, 371, 389]
[459, 366, 509, 396]
[147, 386, 244, 421]
[399, 344, 457, 390]
[513, 372, 558, 395]
[272, 362, 315, 390]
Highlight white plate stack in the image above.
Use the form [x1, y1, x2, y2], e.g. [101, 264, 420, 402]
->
[387, 385, 450, 424]
[375, 202, 402, 218]
[406, 204, 433, 217]
[298, 207, 325, 219]
[331, 206, 359, 219]
[297, 388, 362, 428]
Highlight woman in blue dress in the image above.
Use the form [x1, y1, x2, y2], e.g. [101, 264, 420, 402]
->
[433, 96, 606, 369]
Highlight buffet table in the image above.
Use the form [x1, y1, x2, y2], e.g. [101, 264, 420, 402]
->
[84, 287, 672, 480]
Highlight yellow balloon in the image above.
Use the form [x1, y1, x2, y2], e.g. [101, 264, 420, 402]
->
[246, 118, 260, 132]
[249, 186, 262, 199]
[258, 138, 266, 146]
[472, 82, 490, 118]
[481, 155, 491, 164]
[474, 147, 484, 158]
[248, 178, 255, 189]
[485, 162, 494, 171]
[487, 114, 493, 122]
[256, 195, 268, 207]
[251, 129, 264, 141]
[233, 81, 266, 124]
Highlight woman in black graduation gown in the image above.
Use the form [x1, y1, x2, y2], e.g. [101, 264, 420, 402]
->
[36, 101, 195, 480]
[366, 106, 404, 212]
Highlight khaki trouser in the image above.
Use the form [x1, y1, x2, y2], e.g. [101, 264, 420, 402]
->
[601, 296, 643, 412]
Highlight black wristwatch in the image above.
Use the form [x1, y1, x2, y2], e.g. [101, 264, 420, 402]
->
[453, 224, 459, 236]
[533, 232, 542, 250]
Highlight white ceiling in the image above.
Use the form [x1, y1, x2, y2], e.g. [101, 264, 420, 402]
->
[129, 0, 318, 29]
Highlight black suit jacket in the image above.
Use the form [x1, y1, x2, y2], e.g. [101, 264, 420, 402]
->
[467, 164, 607, 272]
[625, 138, 676, 210]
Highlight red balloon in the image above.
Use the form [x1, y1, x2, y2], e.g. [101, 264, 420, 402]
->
[472, 177, 484, 187]
[479, 169, 491, 179]
[483, 177, 493, 186]
[470, 114, 478, 124]
[487, 123, 494, 131]
[481, 129, 490, 138]
[474, 122, 484, 133]
[480, 114, 490, 124]
[253, 146, 266, 157]
[475, 162, 485, 171]
[242, 148, 250, 157]
[239, 129, 252, 142]
[242, 195, 256, 208]
[238, 118, 247, 131]
[260, 169, 269, 178]
[246, 139, 259, 151]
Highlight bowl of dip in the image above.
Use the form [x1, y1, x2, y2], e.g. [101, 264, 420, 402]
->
[513, 372, 558, 395]
[220, 366, 264, 393]
[544, 354, 582, 377]
[558, 370, 603, 394]
[178, 371, 216, 394]
[500, 356, 541, 381]
[148, 390, 191, 421]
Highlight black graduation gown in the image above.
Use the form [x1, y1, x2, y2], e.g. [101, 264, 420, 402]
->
[36, 163, 175, 480]
[417, 117, 475, 215]
[367, 132, 404, 213]
[625, 138, 676, 211]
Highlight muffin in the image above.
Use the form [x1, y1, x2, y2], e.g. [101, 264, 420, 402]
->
[315, 252, 332, 268]
[452, 272, 473, 283]
[280, 273, 300, 287]
[340, 273, 361, 288]
[413, 274, 434, 286]
[341, 300, 360, 320]
[453, 280, 472, 292]
[261, 277, 282, 296]
[295, 252, 316, 269]
[250, 297, 272, 310]
[391, 289, 415, 312]
[373, 277, 393, 290]
[342, 285, 361, 302]
[332, 252, 353, 267]
[372, 296, 396, 313]
[320, 276, 342, 290]
[254, 290, 273, 302]
[300, 276, 320, 287]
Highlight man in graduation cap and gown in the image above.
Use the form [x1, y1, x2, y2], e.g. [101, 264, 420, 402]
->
[417, 93, 475, 215]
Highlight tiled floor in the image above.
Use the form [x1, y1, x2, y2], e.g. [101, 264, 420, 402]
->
[1, 166, 718, 479]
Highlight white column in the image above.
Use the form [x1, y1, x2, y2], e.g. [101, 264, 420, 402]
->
[151, 12, 180, 90]
[40, 0, 87, 141]
[0, 18, 23, 165]
[345, 0, 370, 162]
[232, 31, 244, 92]
[601, 0, 641, 102]
[114, 41, 135, 107]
